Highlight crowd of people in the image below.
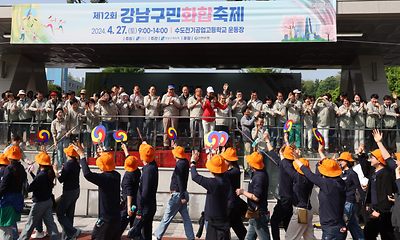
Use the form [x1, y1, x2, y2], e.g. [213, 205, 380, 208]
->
[1, 126, 400, 240]
[0, 84, 399, 159]
[0, 84, 400, 240]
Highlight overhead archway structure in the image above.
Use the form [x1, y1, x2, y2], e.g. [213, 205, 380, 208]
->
[0, 1, 399, 99]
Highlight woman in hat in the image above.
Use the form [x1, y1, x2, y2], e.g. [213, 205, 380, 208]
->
[283, 156, 316, 240]
[51, 108, 70, 170]
[19, 151, 60, 240]
[98, 90, 117, 149]
[0, 150, 19, 240]
[16, 89, 33, 147]
[117, 92, 131, 133]
[45, 91, 60, 123]
[53, 145, 81, 239]
[337, 152, 365, 240]
[292, 147, 347, 240]
[120, 142, 141, 236]
[236, 152, 270, 240]
[221, 147, 247, 240]
[191, 151, 230, 240]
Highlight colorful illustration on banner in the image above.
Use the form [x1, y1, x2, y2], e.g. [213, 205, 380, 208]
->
[284, 119, 293, 132]
[313, 128, 325, 146]
[167, 127, 177, 140]
[91, 125, 106, 144]
[113, 130, 128, 142]
[37, 130, 50, 143]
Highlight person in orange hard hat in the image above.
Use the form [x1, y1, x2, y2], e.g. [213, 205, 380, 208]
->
[358, 133, 396, 240]
[127, 142, 159, 240]
[154, 146, 194, 240]
[283, 157, 316, 240]
[221, 147, 247, 240]
[191, 151, 230, 240]
[19, 151, 60, 240]
[0, 147, 26, 240]
[292, 146, 347, 240]
[119, 142, 141, 236]
[72, 141, 121, 240]
[53, 144, 81, 240]
[236, 152, 270, 240]
[337, 152, 365, 240]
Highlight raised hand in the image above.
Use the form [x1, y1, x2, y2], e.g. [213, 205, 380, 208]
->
[372, 129, 383, 143]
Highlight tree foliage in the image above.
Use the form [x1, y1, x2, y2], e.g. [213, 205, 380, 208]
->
[300, 71, 340, 102]
[47, 84, 62, 94]
[240, 68, 282, 73]
[386, 67, 400, 95]
[102, 68, 145, 73]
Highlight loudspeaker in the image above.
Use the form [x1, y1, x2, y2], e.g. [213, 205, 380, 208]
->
[372, 62, 378, 81]
[1, 61, 6, 78]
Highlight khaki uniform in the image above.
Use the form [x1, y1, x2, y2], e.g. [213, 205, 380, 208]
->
[44, 99, 60, 122]
[231, 99, 247, 125]
[247, 99, 263, 118]
[161, 93, 181, 147]
[16, 98, 32, 121]
[51, 117, 69, 140]
[29, 98, 48, 121]
[262, 103, 275, 127]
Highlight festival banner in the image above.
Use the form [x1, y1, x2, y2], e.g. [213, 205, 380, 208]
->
[11, 1, 336, 44]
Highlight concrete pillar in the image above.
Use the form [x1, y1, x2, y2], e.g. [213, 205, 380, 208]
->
[341, 55, 390, 101]
[0, 54, 47, 94]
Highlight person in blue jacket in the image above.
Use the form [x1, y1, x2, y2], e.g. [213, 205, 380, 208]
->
[18, 151, 60, 240]
[292, 146, 347, 240]
[154, 146, 194, 240]
[127, 143, 158, 240]
[191, 151, 230, 240]
[0, 147, 26, 240]
[236, 151, 270, 240]
[221, 147, 247, 240]
[120, 142, 141, 236]
[337, 152, 365, 240]
[73, 141, 121, 240]
[53, 144, 81, 240]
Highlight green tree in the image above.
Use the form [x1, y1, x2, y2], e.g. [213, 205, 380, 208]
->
[315, 76, 340, 99]
[386, 67, 400, 95]
[102, 68, 145, 73]
[48, 84, 62, 94]
[240, 68, 282, 73]
[301, 79, 320, 97]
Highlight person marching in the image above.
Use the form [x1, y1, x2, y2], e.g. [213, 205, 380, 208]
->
[337, 152, 365, 240]
[53, 145, 81, 240]
[236, 152, 270, 240]
[154, 146, 194, 240]
[120, 142, 141, 236]
[0, 147, 26, 240]
[283, 154, 316, 240]
[359, 130, 396, 240]
[19, 150, 60, 240]
[292, 147, 347, 240]
[221, 147, 247, 240]
[191, 151, 230, 240]
[270, 134, 295, 240]
[74, 142, 121, 240]
[127, 143, 158, 240]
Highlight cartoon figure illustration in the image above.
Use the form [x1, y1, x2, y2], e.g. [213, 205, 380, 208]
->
[19, 26, 26, 41]
[43, 15, 56, 35]
[22, 8, 38, 28]
[32, 32, 37, 41]
[56, 20, 66, 33]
